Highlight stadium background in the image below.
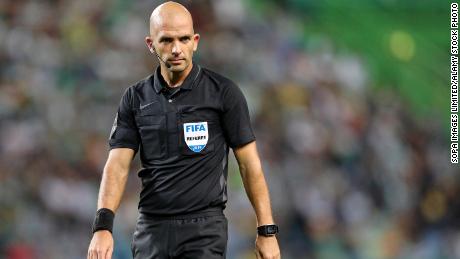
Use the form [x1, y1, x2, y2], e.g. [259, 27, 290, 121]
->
[0, 0, 457, 258]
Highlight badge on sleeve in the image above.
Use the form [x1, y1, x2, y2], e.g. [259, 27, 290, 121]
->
[183, 122, 208, 152]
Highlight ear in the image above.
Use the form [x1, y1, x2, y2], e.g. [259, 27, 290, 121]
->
[193, 34, 200, 52]
[145, 36, 154, 50]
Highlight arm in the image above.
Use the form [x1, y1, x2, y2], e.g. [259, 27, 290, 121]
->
[97, 148, 135, 211]
[233, 141, 280, 259]
[88, 148, 135, 259]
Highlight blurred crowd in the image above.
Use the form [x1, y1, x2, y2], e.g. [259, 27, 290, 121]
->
[0, 0, 458, 258]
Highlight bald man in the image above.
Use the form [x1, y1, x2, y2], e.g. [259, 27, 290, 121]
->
[87, 2, 280, 259]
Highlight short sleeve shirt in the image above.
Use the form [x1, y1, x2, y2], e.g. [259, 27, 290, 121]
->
[108, 63, 255, 215]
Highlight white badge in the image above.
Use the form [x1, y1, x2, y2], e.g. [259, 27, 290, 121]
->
[183, 122, 208, 152]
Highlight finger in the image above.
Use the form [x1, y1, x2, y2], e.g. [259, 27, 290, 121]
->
[255, 249, 262, 259]
[89, 250, 97, 259]
[98, 249, 106, 259]
[105, 248, 113, 259]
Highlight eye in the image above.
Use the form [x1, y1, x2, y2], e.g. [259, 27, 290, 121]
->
[160, 38, 173, 43]
[180, 36, 191, 42]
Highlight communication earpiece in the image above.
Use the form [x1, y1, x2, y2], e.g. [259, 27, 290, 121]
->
[149, 45, 171, 68]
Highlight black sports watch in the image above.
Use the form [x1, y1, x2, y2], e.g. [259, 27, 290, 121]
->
[257, 224, 279, 237]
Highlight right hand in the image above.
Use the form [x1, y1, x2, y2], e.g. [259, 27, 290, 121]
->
[87, 230, 114, 259]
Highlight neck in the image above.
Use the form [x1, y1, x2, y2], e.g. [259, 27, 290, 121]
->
[160, 63, 193, 88]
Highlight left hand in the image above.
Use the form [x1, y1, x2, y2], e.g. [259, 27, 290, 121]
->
[255, 235, 281, 259]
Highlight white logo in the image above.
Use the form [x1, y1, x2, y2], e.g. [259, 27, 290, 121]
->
[109, 113, 118, 139]
[183, 122, 208, 152]
[140, 101, 158, 110]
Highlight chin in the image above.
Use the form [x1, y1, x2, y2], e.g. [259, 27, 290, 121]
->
[170, 63, 189, 72]
[169, 66, 185, 73]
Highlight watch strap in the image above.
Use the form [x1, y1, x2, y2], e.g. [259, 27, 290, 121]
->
[257, 224, 279, 236]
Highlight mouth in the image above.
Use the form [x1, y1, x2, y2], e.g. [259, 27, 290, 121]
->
[168, 58, 185, 65]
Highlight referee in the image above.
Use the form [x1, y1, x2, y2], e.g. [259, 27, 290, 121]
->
[87, 2, 280, 259]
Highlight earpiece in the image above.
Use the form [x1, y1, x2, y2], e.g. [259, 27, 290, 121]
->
[149, 45, 171, 68]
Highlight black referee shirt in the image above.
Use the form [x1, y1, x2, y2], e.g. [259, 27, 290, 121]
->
[108, 63, 256, 216]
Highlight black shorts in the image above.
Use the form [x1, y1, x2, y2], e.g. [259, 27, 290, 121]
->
[131, 209, 228, 259]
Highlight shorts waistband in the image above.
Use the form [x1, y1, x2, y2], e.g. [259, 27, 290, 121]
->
[138, 208, 224, 220]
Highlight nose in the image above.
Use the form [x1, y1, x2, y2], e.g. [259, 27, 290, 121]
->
[171, 40, 182, 56]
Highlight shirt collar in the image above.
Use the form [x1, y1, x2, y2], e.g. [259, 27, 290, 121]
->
[152, 62, 201, 94]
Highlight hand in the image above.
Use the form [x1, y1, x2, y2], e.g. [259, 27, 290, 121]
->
[255, 235, 281, 259]
[87, 230, 114, 259]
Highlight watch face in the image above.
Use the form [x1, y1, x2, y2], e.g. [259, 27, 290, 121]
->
[258, 224, 278, 236]
[267, 225, 277, 234]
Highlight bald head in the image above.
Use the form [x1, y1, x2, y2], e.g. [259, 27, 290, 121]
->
[145, 1, 199, 75]
[149, 1, 194, 36]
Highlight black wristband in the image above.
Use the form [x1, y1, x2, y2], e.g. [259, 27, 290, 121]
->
[92, 208, 115, 234]
[257, 224, 279, 237]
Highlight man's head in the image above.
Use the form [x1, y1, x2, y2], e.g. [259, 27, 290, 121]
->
[145, 2, 199, 73]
